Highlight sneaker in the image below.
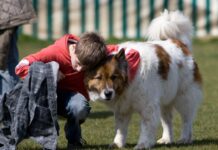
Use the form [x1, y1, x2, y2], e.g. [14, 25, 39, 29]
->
[67, 142, 82, 150]
[80, 137, 87, 145]
[67, 138, 87, 150]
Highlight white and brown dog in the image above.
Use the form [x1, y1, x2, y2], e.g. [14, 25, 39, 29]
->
[85, 10, 202, 149]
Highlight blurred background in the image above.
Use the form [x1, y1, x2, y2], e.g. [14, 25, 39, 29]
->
[21, 0, 218, 40]
[17, 0, 218, 149]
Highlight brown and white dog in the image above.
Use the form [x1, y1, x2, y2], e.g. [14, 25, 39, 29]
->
[84, 10, 202, 149]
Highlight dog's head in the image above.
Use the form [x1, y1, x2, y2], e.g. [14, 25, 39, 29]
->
[84, 49, 128, 102]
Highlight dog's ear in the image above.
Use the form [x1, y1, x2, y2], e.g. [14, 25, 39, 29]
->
[115, 48, 128, 76]
[115, 48, 126, 61]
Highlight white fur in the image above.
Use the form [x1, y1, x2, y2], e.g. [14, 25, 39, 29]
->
[88, 10, 202, 149]
[147, 10, 193, 51]
[91, 40, 202, 149]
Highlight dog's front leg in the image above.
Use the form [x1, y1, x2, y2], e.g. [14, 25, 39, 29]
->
[109, 111, 132, 148]
[134, 103, 160, 150]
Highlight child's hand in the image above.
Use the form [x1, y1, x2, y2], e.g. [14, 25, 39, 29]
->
[57, 71, 65, 81]
[16, 59, 29, 69]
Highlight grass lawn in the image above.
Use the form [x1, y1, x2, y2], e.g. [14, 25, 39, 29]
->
[16, 35, 218, 150]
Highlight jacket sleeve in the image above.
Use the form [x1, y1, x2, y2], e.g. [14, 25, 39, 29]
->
[106, 45, 119, 54]
[15, 44, 59, 79]
[125, 49, 140, 81]
[107, 44, 140, 81]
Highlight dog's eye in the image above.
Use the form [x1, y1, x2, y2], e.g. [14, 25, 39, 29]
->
[111, 74, 118, 80]
[94, 75, 102, 80]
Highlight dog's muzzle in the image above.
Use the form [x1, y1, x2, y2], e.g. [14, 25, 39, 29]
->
[104, 90, 113, 100]
[102, 89, 115, 100]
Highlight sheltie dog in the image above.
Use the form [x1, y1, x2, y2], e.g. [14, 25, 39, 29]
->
[84, 10, 202, 149]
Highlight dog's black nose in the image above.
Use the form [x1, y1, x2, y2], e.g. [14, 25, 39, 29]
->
[104, 90, 112, 99]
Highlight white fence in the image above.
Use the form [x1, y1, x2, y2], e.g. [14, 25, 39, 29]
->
[22, 0, 218, 40]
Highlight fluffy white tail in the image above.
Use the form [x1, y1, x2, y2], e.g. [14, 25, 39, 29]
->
[147, 10, 193, 51]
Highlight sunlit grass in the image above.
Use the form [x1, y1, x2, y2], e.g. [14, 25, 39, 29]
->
[17, 35, 218, 149]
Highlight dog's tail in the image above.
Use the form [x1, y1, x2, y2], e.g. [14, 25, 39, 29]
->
[146, 10, 193, 51]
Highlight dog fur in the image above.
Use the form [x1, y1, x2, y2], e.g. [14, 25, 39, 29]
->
[84, 10, 202, 149]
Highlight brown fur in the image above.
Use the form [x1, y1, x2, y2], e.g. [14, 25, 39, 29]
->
[85, 50, 128, 96]
[171, 39, 191, 56]
[193, 61, 202, 84]
[154, 44, 171, 80]
[171, 39, 202, 84]
[84, 42, 202, 149]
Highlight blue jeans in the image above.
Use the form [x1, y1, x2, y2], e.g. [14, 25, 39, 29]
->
[57, 90, 91, 144]
[0, 27, 19, 95]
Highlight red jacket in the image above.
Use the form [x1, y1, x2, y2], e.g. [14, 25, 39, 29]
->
[106, 45, 140, 81]
[15, 34, 140, 100]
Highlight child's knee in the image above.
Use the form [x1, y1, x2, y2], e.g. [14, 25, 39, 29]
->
[66, 93, 91, 121]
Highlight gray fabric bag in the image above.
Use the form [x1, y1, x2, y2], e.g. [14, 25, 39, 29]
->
[0, 61, 59, 150]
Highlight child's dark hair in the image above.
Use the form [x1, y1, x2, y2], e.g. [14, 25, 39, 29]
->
[75, 32, 107, 70]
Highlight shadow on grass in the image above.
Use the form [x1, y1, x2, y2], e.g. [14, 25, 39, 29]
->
[88, 111, 113, 119]
[153, 138, 218, 149]
[57, 111, 113, 121]
[84, 144, 110, 149]
[16, 139, 218, 150]
[64, 138, 218, 150]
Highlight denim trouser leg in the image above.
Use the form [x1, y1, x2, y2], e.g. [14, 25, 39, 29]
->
[57, 91, 91, 144]
[8, 27, 19, 79]
[0, 27, 19, 96]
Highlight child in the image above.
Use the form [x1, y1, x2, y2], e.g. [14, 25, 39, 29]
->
[15, 32, 107, 149]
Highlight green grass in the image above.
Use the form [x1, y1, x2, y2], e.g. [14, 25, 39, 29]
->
[16, 35, 218, 149]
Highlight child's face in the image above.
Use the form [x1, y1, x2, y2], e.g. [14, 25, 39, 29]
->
[69, 44, 84, 71]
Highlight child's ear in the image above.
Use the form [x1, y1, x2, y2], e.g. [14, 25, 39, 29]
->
[115, 48, 126, 61]
[69, 44, 76, 52]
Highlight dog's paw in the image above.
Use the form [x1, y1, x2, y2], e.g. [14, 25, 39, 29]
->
[157, 138, 172, 144]
[108, 143, 119, 149]
[134, 143, 152, 150]
[177, 138, 192, 144]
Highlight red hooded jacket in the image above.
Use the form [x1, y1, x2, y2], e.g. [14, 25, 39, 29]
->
[15, 34, 140, 100]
